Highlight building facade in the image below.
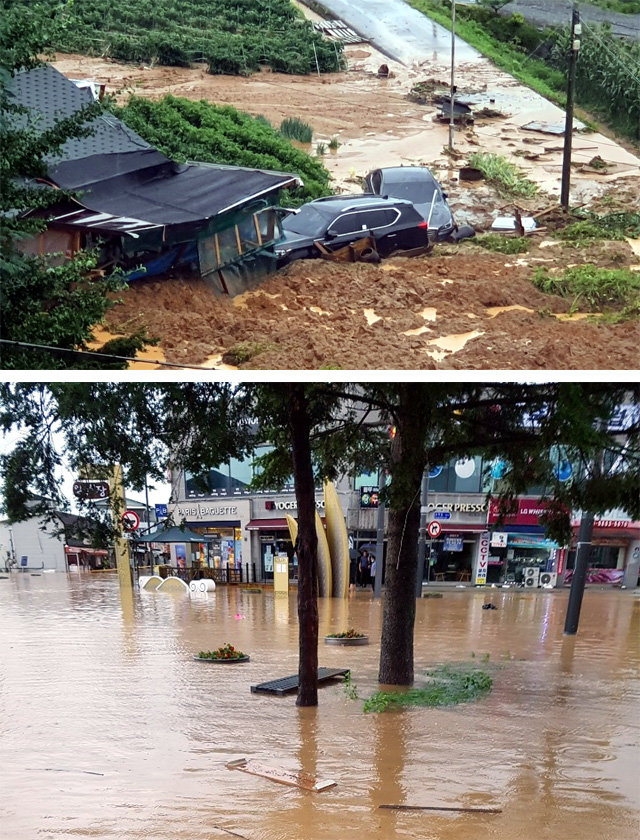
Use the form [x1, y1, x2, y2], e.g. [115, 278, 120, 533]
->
[166, 451, 639, 588]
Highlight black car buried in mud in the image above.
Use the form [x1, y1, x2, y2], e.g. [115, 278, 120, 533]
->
[363, 166, 474, 243]
[275, 194, 430, 267]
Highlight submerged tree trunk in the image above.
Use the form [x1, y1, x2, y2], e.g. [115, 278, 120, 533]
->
[287, 384, 319, 707]
[378, 385, 430, 686]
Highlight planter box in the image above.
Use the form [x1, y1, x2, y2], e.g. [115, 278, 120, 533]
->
[324, 636, 369, 646]
[194, 655, 250, 663]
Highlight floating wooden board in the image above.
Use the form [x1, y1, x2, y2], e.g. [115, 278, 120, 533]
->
[227, 758, 337, 792]
[379, 804, 502, 814]
[251, 667, 350, 696]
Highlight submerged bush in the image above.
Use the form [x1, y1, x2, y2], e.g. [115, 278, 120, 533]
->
[363, 665, 493, 713]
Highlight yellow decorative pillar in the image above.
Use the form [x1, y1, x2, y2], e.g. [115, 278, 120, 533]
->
[273, 551, 289, 595]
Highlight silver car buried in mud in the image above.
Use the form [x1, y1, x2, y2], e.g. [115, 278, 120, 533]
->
[363, 166, 475, 242]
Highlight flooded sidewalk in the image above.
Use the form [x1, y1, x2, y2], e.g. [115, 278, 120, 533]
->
[1, 573, 638, 839]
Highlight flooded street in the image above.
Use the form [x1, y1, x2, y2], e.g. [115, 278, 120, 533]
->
[1, 573, 638, 839]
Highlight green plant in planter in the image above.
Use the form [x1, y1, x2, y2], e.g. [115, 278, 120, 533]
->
[326, 628, 366, 638]
[198, 643, 246, 660]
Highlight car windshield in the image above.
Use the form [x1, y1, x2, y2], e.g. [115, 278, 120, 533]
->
[282, 204, 330, 236]
[382, 178, 438, 204]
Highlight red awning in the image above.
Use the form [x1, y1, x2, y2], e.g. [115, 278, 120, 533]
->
[245, 518, 290, 530]
[439, 524, 486, 532]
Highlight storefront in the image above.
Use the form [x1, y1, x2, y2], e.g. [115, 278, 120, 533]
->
[565, 513, 640, 586]
[245, 493, 326, 582]
[170, 499, 251, 576]
[487, 498, 562, 586]
[423, 496, 489, 582]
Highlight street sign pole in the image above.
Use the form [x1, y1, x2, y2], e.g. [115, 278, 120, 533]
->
[416, 470, 429, 596]
[108, 465, 133, 592]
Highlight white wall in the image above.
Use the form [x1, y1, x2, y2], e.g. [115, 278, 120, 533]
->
[0, 517, 67, 572]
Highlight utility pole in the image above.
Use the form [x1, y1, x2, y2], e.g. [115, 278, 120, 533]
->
[563, 511, 594, 634]
[564, 424, 603, 635]
[449, 0, 456, 150]
[374, 470, 385, 600]
[560, 4, 581, 211]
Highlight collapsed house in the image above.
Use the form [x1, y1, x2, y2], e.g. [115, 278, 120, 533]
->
[13, 64, 301, 295]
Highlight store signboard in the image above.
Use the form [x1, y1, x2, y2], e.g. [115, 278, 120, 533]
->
[360, 487, 380, 508]
[491, 532, 508, 548]
[474, 531, 490, 585]
[488, 498, 551, 526]
[443, 535, 464, 552]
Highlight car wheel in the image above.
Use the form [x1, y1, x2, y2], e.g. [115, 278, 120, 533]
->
[359, 247, 381, 264]
[449, 224, 475, 242]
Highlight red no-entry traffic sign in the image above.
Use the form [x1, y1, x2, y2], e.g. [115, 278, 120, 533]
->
[427, 520, 442, 539]
[122, 510, 140, 531]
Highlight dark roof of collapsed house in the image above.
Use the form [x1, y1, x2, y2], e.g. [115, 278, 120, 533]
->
[12, 64, 300, 232]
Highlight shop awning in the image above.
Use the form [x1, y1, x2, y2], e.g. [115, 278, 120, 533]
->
[245, 519, 291, 530]
[438, 524, 486, 532]
[136, 526, 212, 542]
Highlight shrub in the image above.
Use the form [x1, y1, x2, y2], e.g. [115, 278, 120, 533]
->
[468, 152, 538, 197]
[280, 117, 313, 143]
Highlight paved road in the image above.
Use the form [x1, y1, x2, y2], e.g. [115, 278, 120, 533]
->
[501, 0, 640, 41]
[314, 0, 480, 64]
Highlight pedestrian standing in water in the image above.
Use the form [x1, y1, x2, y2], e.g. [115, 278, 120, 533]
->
[369, 555, 376, 592]
[359, 549, 369, 588]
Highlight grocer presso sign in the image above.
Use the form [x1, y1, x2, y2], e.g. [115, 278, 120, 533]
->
[425, 502, 487, 513]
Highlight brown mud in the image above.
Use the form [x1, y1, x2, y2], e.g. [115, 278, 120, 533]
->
[104, 236, 640, 370]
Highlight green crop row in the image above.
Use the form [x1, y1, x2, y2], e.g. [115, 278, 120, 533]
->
[113, 94, 332, 201]
[11, 0, 344, 75]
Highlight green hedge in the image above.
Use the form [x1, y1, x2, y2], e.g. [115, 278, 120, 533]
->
[113, 95, 332, 201]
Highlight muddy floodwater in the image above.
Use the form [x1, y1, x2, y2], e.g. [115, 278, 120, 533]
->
[1, 574, 638, 840]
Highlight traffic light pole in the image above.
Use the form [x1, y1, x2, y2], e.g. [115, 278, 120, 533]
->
[560, 5, 581, 211]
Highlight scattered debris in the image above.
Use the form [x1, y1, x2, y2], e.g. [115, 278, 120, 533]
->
[522, 121, 567, 135]
[482, 603, 498, 610]
[213, 827, 249, 840]
[312, 20, 366, 45]
[491, 216, 537, 233]
[226, 758, 337, 792]
[377, 64, 390, 78]
[474, 106, 505, 118]
[459, 166, 484, 181]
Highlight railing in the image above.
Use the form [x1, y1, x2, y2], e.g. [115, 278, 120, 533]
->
[159, 563, 257, 585]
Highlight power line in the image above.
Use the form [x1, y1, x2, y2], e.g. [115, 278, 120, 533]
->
[0, 338, 220, 371]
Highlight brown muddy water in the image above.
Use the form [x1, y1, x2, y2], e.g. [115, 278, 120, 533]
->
[1, 573, 638, 840]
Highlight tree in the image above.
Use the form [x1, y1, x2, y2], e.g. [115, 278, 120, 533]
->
[0, 1, 148, 369]
[1, 382, 638, 701]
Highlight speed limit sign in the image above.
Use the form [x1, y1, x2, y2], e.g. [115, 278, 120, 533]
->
[427, 520, 442, 539]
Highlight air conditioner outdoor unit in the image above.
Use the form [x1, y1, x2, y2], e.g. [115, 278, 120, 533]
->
[539, 571, 557, 589]
[523, 568, 540, 588]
